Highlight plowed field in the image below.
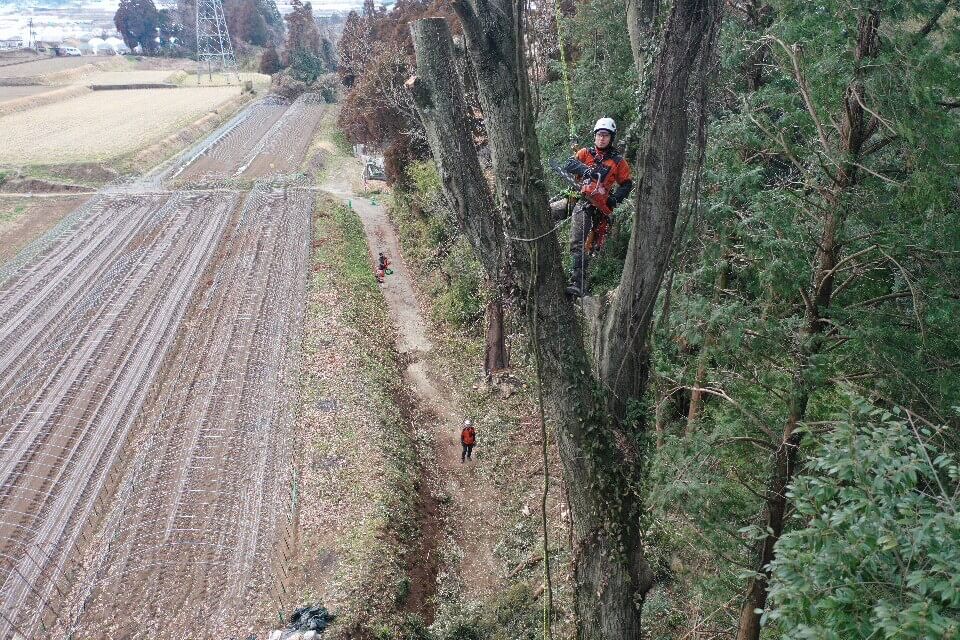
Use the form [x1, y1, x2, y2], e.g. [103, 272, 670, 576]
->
[0, 94, 326, 639]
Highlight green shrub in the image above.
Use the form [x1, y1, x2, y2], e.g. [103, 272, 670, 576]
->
[394, 575, 411, 606]
[392, 162, 484, 331]
[437, 241, 483, 327]
[439, 620, 485, 640]
[766, 402, 960, 639]
[485, 583, 540, 640]
[330, 128, 353, 156]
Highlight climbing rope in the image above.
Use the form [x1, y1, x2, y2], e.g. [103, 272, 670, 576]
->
[503, 206, 575, 243]
[529, 241, 554, 640]
[553, 0, 577, 148]
[515, 1, 553, 635]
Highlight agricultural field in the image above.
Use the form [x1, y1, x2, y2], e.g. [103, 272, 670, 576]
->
[0, 93, 330, 638]
[0, 55, 102, 78]
[0, 85, 243, 164]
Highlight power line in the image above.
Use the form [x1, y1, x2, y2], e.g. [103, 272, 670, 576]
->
[196, 0, 240, 84]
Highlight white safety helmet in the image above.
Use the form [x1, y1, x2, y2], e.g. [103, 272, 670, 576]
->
[593, 117, 617, 136]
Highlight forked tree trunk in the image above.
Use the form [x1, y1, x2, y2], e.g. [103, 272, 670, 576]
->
[407, 1, 718, 634]
[599, 0, 721, 419]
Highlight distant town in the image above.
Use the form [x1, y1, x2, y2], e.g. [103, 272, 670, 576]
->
[0, 0, 370, 52]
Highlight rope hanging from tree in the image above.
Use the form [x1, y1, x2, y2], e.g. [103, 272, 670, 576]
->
[553, 0, 577, 148]
[516, 1, 554, 636]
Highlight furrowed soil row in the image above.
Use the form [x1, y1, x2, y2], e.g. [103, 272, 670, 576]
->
[174, 96, 290, 183]
[238, 94, 326, 178]
[0, 191, 235, 637]
[0, 195, 171, 410]
[1, 85, 323, 639]
[66, 183, 312, 639]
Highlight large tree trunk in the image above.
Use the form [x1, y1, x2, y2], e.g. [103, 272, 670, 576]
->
[736, 392, 805, 639]
[484, 296, 508, 375]
[403, 27, 509, 378]
[735, 11, 881, 639]
[599, 0, 720, 419]
[408, 1, 718, 633]
[619, 0, 658, 154]
[625, 0, 659, 77]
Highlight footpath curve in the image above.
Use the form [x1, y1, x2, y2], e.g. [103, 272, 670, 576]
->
[321, 166, 502, 620]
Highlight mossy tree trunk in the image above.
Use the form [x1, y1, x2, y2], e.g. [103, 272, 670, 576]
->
[403, 36, 508, 378]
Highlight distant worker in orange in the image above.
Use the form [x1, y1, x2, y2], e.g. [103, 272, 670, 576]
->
[460, 419, 476, 463]
[375, 252, 390, 284]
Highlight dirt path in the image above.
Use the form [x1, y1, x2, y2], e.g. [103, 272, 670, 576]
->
[322, 163, 503, 613]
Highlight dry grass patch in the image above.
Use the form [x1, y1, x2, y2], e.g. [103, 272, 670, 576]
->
[67, 70, 179, 85]
[0, 56, 100, 78]
[0, 86, 242, 164]
[179, 71, 272, 89]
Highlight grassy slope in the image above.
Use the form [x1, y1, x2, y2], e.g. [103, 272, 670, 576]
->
[294, 195, 426, 639]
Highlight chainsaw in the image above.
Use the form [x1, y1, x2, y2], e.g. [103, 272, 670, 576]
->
[549, 158, 613, 253]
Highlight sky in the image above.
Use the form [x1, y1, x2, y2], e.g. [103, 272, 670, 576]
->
[0, 0, 383, 41]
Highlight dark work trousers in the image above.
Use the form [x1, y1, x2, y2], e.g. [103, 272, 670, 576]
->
[568, 200, 594, 293]
[461, 443, 474, 461]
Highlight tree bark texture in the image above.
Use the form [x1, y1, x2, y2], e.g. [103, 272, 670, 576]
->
[736, 11, 881, 640]
[405, 20, 510, 377]
[618, 0, 658, 155]
[403, 23, 502, 277]
[484, 296, 508, 374]
[625, 0, 659, 79]
[600, 0, 721, 420]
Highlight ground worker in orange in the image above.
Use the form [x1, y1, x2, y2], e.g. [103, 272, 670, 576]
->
[559, 117, 633, 298]
[375, 252, 390, 284]
[460, 419, 476, 463]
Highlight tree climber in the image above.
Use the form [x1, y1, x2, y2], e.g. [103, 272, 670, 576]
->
[556, 117, 633, 298]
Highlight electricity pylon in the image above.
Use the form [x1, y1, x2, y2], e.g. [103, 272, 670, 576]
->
[196, 0, 240, 84]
